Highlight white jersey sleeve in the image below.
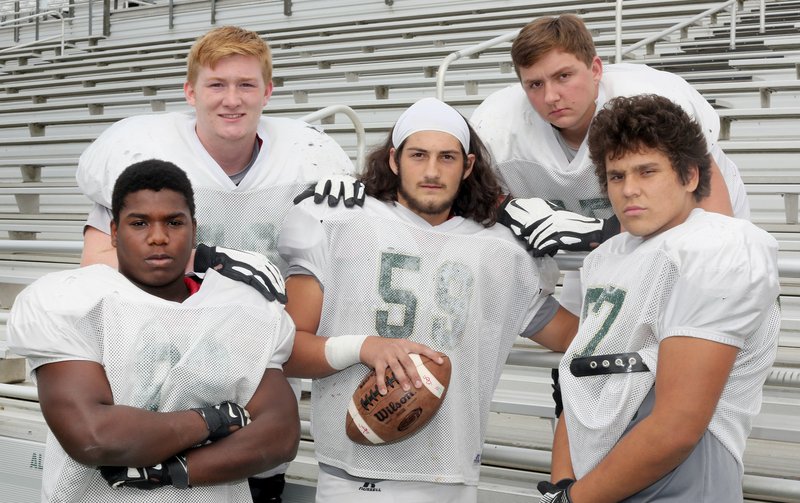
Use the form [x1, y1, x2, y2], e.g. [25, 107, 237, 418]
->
[277, 200, 331, 282]
[85, 202, 112, 234]
[6, 266, 116, 375]
[656, 215, 778, 349]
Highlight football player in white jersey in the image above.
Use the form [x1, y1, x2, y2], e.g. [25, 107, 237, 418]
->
[7, 159, 300, 503]
[77, 25, 360, 271]
[278, 98, 579, 503]
[472, 14, 750, 315]
[75, 26, 360, 500]
[537, 94, 780, 503]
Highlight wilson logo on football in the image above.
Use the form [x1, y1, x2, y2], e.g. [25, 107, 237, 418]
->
[346, 353, 451, 445]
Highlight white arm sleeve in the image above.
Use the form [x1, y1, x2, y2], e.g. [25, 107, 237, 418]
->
[7, 274, 103, 379]
[268, 312, 296, 370]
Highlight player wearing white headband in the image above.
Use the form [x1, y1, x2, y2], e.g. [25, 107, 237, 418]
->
[278, 97, 578, 502]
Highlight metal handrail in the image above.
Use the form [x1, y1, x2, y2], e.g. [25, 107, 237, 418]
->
[435, 29, 518, 100]
[0, 240, 81, 253]
[301, 104, 367, 171]
[0, 9, 62, 28]
[0, 9, 66, 55]
[0, 382, 37, 401]
[436, 1, 765, 99]
[616, 0, 741, 61]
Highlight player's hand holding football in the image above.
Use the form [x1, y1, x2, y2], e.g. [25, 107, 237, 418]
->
[537, 478, 575, 503]
[498, 197, 619, 257]
[100, 454, 189, 490]
[293, 174, 366, 207]
[360, 337, 444, 395]
[194, 244, 287, 304]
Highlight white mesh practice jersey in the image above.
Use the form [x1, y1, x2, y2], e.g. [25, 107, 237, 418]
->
[7, 265, 295, 503]
[560, 209, 779, 478]
[278, 198, 560, 485]
[470, 63, 750, 220]
[76, 111, 355, 267]
[192, 184, 313, 273]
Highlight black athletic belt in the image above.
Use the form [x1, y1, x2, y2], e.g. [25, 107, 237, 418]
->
[570, 352, 650, 377]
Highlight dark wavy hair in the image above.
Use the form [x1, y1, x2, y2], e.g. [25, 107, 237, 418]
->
[361, 122, 501, 226]
[112, 159, 196, 223]
[588, 94, 711, 201]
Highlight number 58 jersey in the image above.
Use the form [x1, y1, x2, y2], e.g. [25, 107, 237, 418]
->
[278, 197, 560, 485]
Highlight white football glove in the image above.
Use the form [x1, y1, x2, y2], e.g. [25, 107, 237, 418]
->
[293, 174, 366, 207]
[194, 244, 287, 304]
[498, 197, 619, 257]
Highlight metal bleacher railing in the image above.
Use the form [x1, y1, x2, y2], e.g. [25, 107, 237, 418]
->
[0, 0, 109, 50]
[436, 0, 766, 99]
[0, 10, 68, 55]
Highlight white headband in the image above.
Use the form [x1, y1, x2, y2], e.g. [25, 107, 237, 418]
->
[391, 97, 471, 153]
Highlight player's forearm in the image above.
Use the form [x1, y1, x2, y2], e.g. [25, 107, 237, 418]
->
[531, 307, 578, 353]
[57, 405, 209, 467]
[37, 361, 209, 466]
[568, 414, 698, 502]
[283, 329, 339, 378]
[550, 415, 575, 482]
[184, 369, 301, 484]
[184, 408, 300, 484]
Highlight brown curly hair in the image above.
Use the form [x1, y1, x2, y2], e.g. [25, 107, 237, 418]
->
[361, 122, 501, 226]
[588, 94, 711, 201]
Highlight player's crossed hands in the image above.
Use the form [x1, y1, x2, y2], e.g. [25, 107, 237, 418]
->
[100, 454, 189, 490]
[194, 244, 287, 304]
[293, 174, 366, 208]
[360, 337, 444, 395]
[192, 400, 250, 443]
[498, 197, 619, 257]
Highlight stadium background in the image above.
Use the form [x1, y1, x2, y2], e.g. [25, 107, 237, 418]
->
[0, 0, 798, 501]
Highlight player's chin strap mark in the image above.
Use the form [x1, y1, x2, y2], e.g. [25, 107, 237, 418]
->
[409, 353, 445, 398]
[348, 399, 385, 444]
[570, 352, 649, 377]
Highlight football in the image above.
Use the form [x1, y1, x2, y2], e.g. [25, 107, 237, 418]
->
[346, 353, 451, 445]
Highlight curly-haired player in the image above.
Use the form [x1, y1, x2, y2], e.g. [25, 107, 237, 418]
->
[539, 94, 779, 502]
